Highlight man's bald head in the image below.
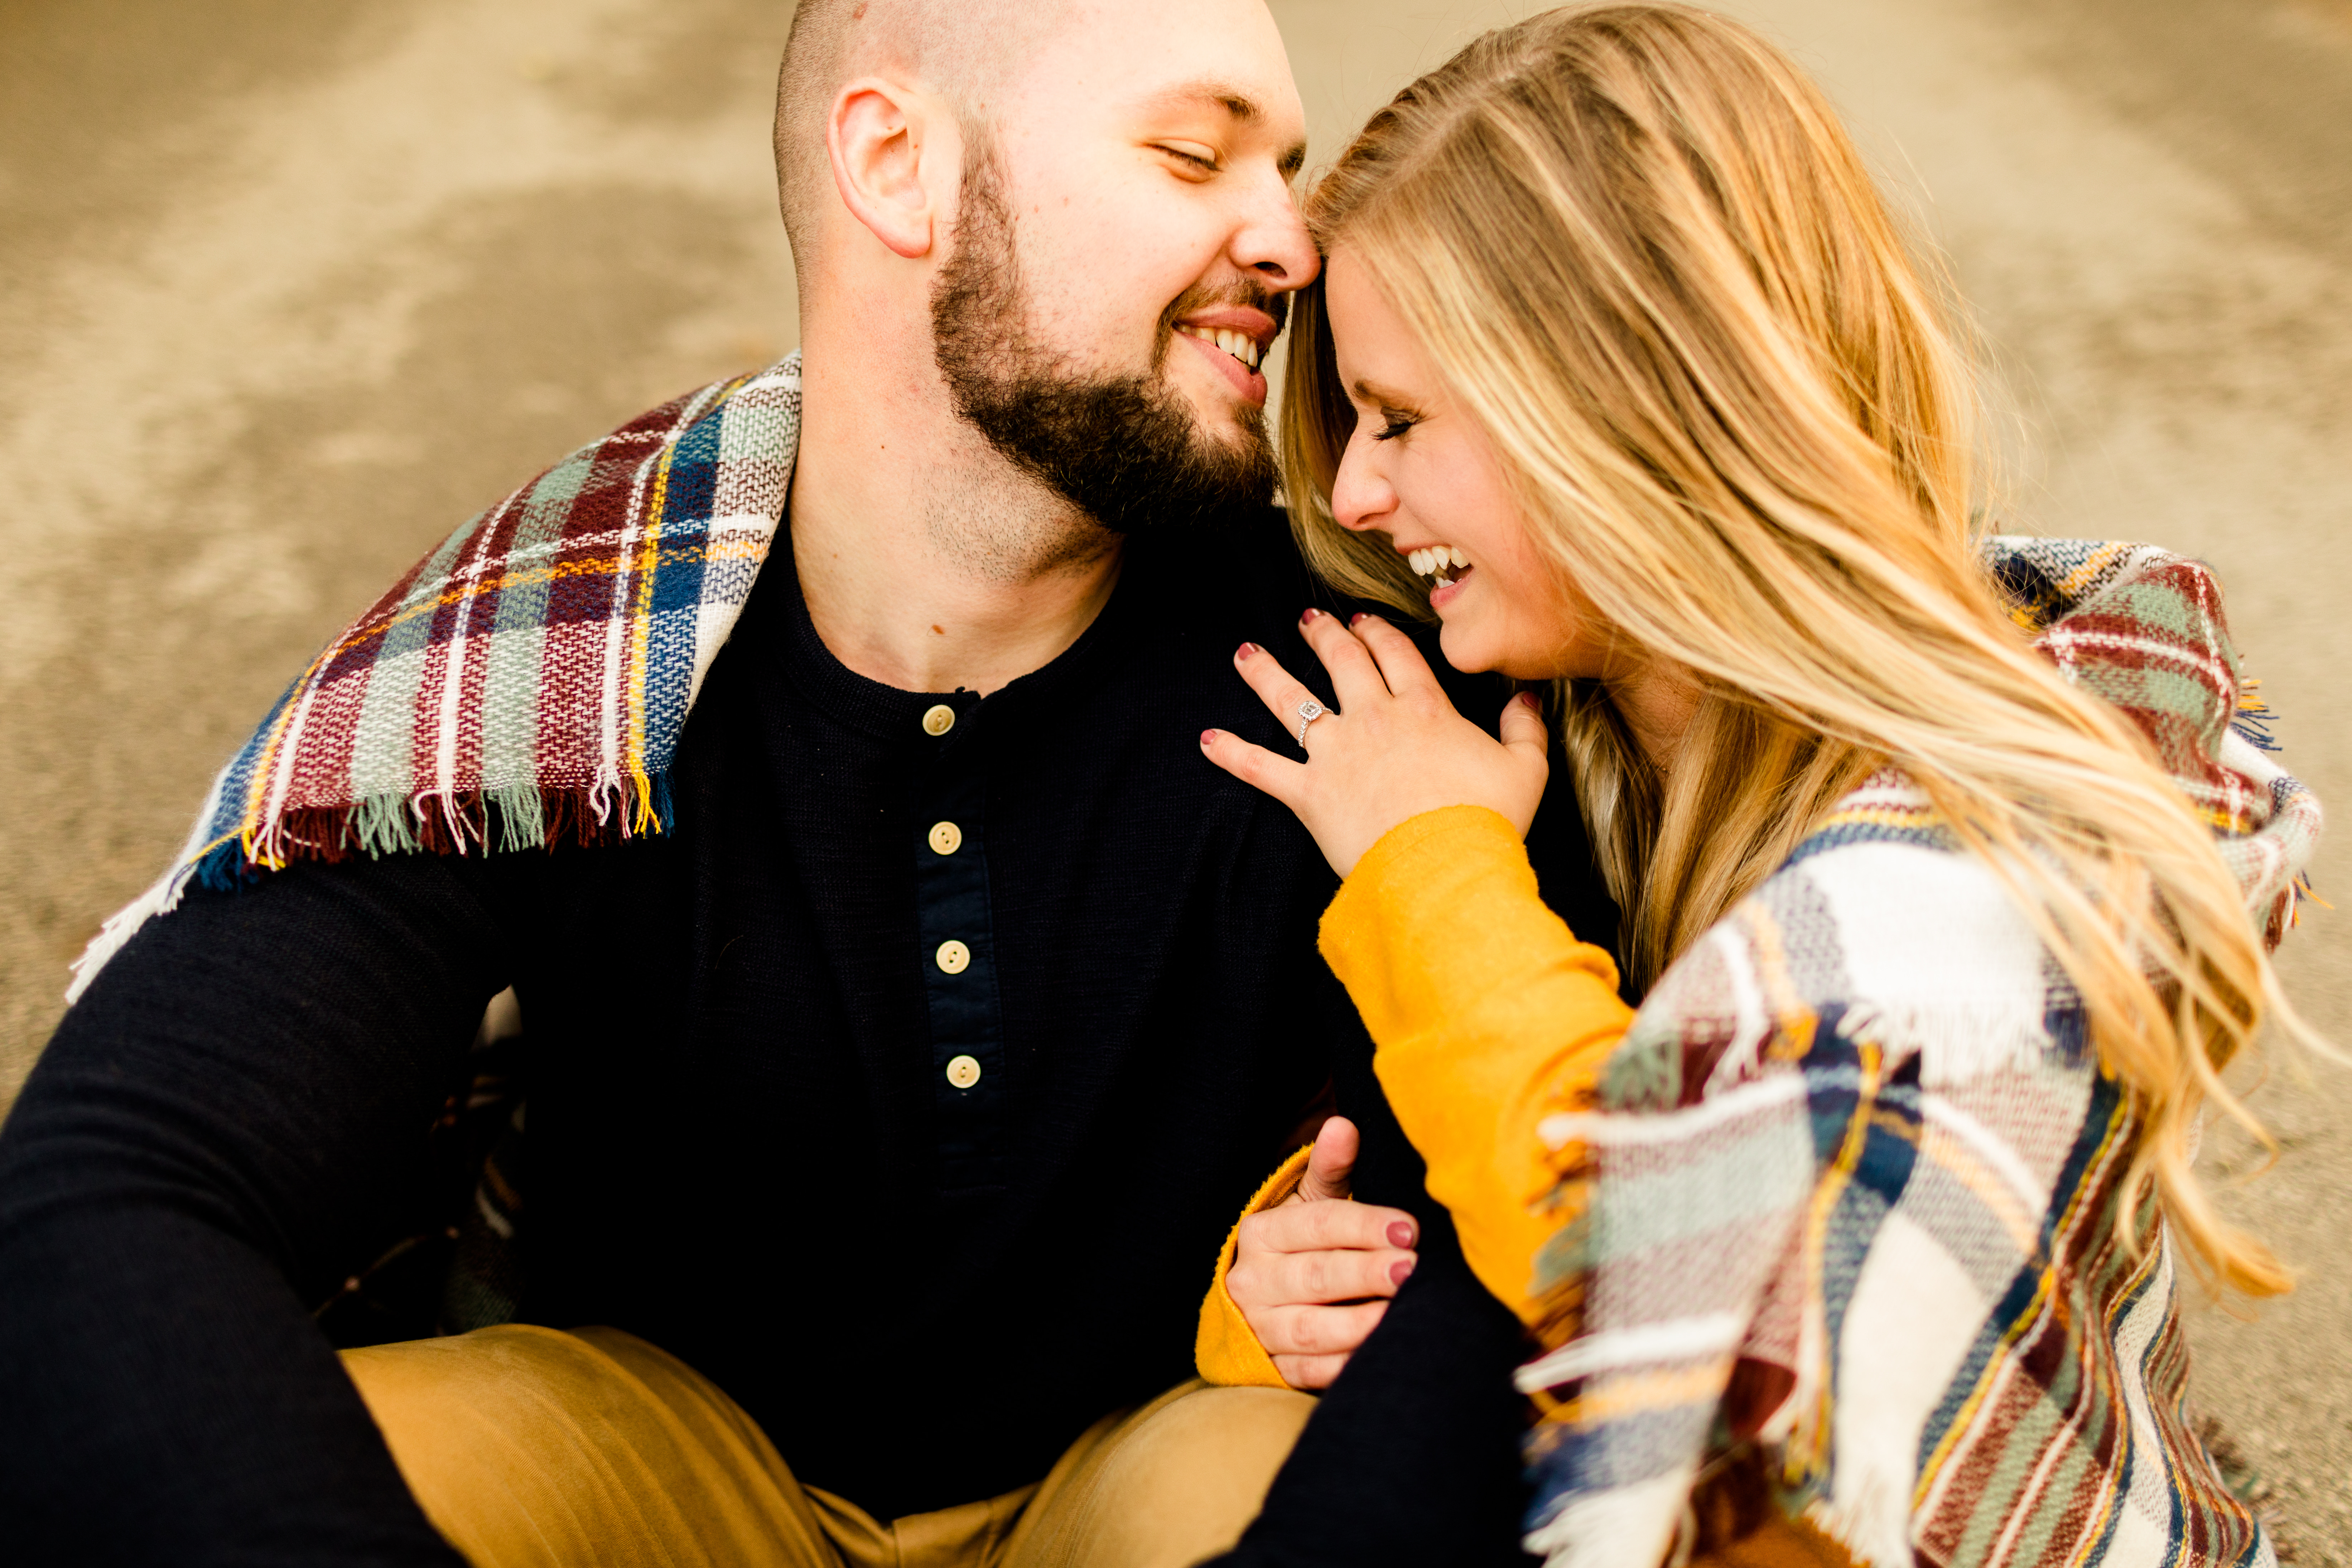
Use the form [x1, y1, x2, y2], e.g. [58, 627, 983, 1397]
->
[774, 0, 1043, 267]
[779, 0, 1316, 538]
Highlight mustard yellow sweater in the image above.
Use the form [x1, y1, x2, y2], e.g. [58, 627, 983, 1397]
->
[1196, 806, 1633, 1379]
[1193, 809, 1864, 1567]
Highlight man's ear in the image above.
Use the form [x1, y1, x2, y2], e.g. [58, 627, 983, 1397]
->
[829, 77, 959, 261]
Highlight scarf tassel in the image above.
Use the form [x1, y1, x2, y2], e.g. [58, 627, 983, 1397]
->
[198, 776, 678, 889]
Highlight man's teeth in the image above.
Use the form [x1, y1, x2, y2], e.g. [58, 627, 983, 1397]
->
[1407, 545, 1473, 587]
[1177, 324, 1263, 370]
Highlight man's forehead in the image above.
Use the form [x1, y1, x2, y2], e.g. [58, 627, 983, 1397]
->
[1019, 0, 1304, 129]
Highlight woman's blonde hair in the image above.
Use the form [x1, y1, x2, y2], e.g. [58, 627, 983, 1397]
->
[1283, 1, 2299, 1294]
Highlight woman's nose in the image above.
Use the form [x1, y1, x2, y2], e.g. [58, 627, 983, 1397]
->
[1329, 442, 1395, 533]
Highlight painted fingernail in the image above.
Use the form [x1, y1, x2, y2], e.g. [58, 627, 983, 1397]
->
[1350, 612, 1370, 626]
[1387, 1221, 1416, 1248]
[1201, 729, 1218, 746]
[1518, 691, 1541, 709]
[1237, 642, 1258, 659]
[1300, 607, 1320, 624]
[1390, 1259, 1416, 1287]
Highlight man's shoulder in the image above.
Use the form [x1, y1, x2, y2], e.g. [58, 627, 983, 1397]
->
[1129, 501, 1308, 582]
[1115, 505, 1314, 643]
[1126, 505, 1447, 633]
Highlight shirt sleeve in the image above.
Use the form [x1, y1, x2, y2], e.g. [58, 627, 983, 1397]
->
[1316, 805, 1636, 1328]
[1194, 1144, 1315, 1388]
[0, 854, 514, 1564]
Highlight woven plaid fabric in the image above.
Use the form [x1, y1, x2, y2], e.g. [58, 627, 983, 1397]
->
[71, 354, 804, 1001]
[1992, 537, 2318, 948]
[1518, 539, 2318, 1568]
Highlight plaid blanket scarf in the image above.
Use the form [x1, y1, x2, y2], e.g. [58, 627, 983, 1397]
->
[70, 355, 805, 1002]
[1519, 539, 2319, 1567]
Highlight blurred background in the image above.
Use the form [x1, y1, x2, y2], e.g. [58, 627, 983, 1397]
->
[2, 0, 2347, 1552]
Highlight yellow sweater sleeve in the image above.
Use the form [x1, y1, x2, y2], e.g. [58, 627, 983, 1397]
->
[1318, 805, 1635, 1328]
[1193, 1144, 1315, 1388]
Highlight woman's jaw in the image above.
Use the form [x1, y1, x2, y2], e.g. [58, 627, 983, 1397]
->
[1379, 527, 1561, 679]
[1399, 541, 1556, 682]
[1392, 528, 1650, 696]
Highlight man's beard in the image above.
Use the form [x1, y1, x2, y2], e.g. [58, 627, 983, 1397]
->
[929, 149, 1281, 535]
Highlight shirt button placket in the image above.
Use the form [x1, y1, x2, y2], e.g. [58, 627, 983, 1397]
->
[915, 697, 1006, 1191]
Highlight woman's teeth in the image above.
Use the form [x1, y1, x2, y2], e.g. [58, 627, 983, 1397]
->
[1176, 324, 1262, 370]
[1408, 545, 1472, 588]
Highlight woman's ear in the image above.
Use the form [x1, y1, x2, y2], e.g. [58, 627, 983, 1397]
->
[828, 76, 960, 260]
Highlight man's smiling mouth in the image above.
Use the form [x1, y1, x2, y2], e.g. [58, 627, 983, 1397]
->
[1174, 324, 1264, 370]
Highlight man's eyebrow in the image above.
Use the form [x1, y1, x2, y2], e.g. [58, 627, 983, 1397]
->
[1151, 78, 1266, 122]
[1146, 79, 1308, 177]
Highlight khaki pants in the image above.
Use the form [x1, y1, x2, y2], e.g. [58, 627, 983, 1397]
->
[343, 1324, 1316, 1568]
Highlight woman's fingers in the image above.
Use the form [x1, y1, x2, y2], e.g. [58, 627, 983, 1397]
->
[1248, 1244, 1417, 1307]
[1253, 1299, 1392, 1363]
[1499, 688, 1549, 751]
[1198, 726, 1305, 803]
[1228, 642, 1330, 750]
[1297, 607, 1395, 710]
[1240, 1195, 1416, 1258]
[1226, 1182, 1416, 1389]
[1295, 1115, 1359, 1202]
[1346, 613, 1446, 701]
[1499, 691, 1552, 778]
[1271, 1351, 1355, 1391]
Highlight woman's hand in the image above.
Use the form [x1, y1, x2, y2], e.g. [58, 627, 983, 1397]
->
[1226, 1116, 1419, 1390]
[1200, 609, 1549, 877]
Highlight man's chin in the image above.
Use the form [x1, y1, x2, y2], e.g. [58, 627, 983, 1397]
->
[1189, 413, 1270, 465]
[1167, 353, 1268, 425]
[1171, 382, 1271, 458]
[1142, 376, 1273, 473]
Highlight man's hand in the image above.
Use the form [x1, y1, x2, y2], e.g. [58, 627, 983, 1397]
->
[1226, 1116, 1419, 1390]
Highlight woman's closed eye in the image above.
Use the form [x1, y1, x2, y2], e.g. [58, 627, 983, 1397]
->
[1372, 406, 1422, 442]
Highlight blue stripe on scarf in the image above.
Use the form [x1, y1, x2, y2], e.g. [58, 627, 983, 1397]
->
[1915, 1069, 2124, 1470]
[637, 393, 725, 775]
[1803, 1019, 1922, 1503]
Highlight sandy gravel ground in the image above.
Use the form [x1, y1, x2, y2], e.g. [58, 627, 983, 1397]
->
[3, 0, 2346, 1553]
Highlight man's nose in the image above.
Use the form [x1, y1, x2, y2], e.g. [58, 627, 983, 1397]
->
[1230, 173, 1321, 292]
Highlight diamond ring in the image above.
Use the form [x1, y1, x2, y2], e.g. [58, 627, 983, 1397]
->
[1295, 699, 1331, 748]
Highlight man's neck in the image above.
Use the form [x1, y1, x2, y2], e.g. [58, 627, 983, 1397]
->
[788, 348, 1126, 698]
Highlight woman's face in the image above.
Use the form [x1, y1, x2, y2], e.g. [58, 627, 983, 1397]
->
[1321, 247, 1608, 682]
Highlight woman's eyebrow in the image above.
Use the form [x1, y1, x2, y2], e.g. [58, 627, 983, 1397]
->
[1350, 377, 1418, 408]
